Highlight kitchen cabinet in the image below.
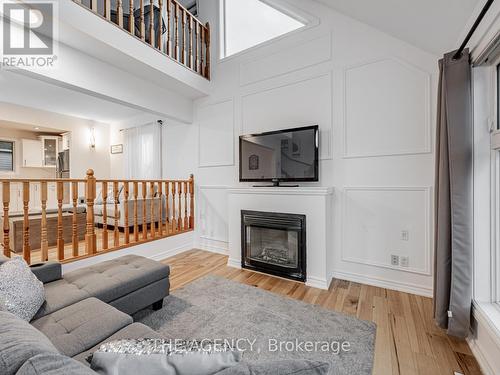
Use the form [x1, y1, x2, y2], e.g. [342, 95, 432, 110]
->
[21, 139, 42, 168]
[40, 136, 59, 167]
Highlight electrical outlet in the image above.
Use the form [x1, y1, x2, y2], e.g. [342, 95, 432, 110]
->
[401, 230, 409, 241]
[391, 255, 399, 266]
[400, 256, 409, 267]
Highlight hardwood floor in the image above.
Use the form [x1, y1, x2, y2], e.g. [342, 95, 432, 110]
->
[161, 249, 483, 375]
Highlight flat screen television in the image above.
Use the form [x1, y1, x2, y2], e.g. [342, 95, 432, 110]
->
[239, 125, 319, 185]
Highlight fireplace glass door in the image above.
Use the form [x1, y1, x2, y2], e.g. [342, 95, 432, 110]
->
[241, 210, 306, 281]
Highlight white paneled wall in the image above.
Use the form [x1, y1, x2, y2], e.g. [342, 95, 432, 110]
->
[164, 0, 438, 296]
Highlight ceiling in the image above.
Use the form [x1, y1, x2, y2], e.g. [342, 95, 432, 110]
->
[0, 71, 147, 124]
[315, 0, 484, 55]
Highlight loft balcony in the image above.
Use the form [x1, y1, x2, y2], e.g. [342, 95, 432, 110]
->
[72, 0, 210, 80]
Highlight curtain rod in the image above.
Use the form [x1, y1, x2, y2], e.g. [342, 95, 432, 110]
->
[453, 0, 495, 60]
[119, 120, 163, 132]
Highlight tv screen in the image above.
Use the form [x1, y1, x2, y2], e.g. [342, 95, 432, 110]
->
[239, 125, 319, 182]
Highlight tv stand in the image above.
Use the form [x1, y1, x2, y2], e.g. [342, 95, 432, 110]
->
[253, 181, 299, 188]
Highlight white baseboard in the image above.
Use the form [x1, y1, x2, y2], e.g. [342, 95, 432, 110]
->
[467, 302, 500, 375]
[227, 257, 242, 269]
[196, 237, 229, 255]
[148, 242, 194, 261]
[306, 276, 328, 290]
[331, 269, 433, 297]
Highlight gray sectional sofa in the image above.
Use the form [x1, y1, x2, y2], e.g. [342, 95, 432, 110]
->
[0, 254, 170, 374]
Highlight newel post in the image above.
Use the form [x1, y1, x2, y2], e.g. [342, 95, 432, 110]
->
[189, 174, 194, 229]
[85, 169, 97, 255]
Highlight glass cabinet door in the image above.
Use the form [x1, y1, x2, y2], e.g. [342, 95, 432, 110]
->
[43, 138, 57, 167]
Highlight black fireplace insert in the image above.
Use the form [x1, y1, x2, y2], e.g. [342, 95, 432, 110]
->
[241, 210, 306, 282]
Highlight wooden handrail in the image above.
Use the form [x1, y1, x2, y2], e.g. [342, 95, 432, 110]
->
[0, 171, 195, 265]
[72, 0, 210, 80]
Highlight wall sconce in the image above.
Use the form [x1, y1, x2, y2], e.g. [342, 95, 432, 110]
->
[89, 127, 96, 149]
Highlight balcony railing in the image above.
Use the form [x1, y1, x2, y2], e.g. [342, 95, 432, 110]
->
[73, 0, 210, 80]
[1, 170, 194, 265]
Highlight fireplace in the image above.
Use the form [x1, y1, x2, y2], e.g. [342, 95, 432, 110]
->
[241, 210, 306, 282]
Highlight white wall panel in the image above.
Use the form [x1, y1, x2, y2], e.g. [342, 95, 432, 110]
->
[241, 74, 332, 159]
[344, 59, 431, 158]
[198, 100, 234, 167]
[239, 34, 332, 86]
[342, 187, 431, 274]
[198, 186, 229, 243]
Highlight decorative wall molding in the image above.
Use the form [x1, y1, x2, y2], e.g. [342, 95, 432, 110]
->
[227, 257, 242, 269]
[197, 99, 235, 168]
[197, 185, 231, 243]
[341, 186, 432, 276]
[332, 269, 433, 297]
[342, 57, 432, 159]
[239, 33, 332, 86]
[241, 72, 333, 160]
[306, 276, 329, 290]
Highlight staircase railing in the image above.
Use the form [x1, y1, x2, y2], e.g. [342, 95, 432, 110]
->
[1, 170, 195, 265]
[73, 0, 210, 80]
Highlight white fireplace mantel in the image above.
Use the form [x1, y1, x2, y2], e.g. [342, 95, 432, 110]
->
[227, 186, 334, 289]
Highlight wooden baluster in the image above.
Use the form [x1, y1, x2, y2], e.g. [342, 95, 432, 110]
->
[124, 182, 130, 244]
[22, 182, 30, 264]
[181, 9, 186, 64]
[166, 0, 172, 55]
[188, 16, 193, 69]
[157, 0, 163, 51]
[104, 0, 111, 20]
[117, 0, 124, 28]
[158, 181, 163, 236]
[171, 181, 176, 232]
[177, 181, 182, 232]
[85, 169, 97, 255]
[40, 182, 48, 261]
[102, 182, 108, 250]
[195, 23, 200, 73]
[56, 181, 64, 261]
[174, 3, 179, 60]
[91, 0, 98, 12]
[142, 182, 147, 240]
[133, 182, 139, 242]
[183, 181, 188, 230]
[165, 181, 170, 235]
[129, 0, 135, 34]
[205, 23, 211, 80]
[150, 182, 156, 238]
[140, 0, 145, 41]
[2, 181, 10, 257]
[189, 174, 194, 229]
[71, 182, 79, 257]
[149, 0, 154, 45]
[114, 181, 120, 247]
[200, 23, 205, 76]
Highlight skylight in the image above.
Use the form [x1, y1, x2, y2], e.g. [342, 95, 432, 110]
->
[221, 0, 305, 58]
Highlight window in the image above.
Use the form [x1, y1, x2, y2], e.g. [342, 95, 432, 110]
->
[220, 0, 305, 58]
[0, 140, 14, 172]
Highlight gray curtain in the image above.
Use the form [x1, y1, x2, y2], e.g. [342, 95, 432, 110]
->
[433, 49, 473, 338]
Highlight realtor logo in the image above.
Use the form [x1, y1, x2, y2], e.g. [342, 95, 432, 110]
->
[1, 0, 58, 68]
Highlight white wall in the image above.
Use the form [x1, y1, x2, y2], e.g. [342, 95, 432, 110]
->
[164, 0, 438, 296]
[0, 103, 111, 179]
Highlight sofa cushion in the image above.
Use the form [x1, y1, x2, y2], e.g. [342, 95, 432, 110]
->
[63, 255, 170, 303]
[31, 298, 132, 357]
[34, 255, 170, 319]
[73, 323, 163, 364]
[34, 279, 90, 319]
[214, 360, 331, 375]
[0, 311, 59, 375]
[16, 353, 96, 375]
[0, 257, 45, 321]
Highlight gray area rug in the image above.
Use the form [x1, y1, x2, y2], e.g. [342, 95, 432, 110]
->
[134, 275, 376, 375]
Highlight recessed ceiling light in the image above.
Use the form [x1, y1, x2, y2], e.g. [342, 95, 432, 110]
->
[34, 127, 40, 130]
